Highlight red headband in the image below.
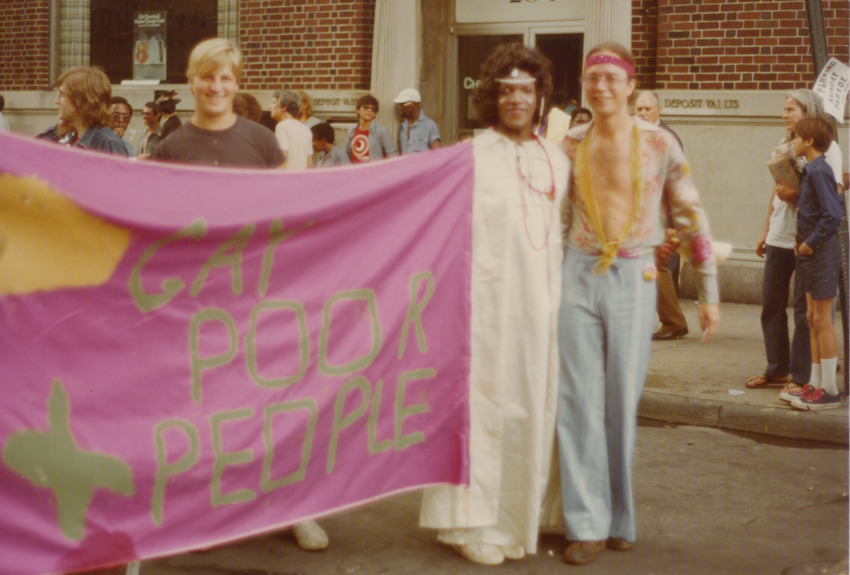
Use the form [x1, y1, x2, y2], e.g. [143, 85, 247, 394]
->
[584, 54, 635, 77]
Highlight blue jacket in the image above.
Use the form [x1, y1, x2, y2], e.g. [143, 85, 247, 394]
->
[76, 125, 131, 157]
[797, 154, 844, 249]
[398, 111, 440, 154]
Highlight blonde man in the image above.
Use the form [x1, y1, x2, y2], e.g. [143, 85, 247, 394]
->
[149, 39, 326, 551]
[151, 38, 282, 168]
[557, 43, 719, 565]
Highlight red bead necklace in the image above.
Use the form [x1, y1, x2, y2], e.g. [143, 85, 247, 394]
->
[516, 135, 557, 250]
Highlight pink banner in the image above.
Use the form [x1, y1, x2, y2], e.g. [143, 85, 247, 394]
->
[0, 132, 472, 574]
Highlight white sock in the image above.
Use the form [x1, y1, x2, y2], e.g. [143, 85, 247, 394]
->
[820, 357, 838, 396]
[810, 364, 822, 390]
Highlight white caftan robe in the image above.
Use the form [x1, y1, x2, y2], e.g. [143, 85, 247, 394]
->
[419, 128, 568, 553]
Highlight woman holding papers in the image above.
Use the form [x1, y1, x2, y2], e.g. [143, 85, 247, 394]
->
[746, 89, 843, 403]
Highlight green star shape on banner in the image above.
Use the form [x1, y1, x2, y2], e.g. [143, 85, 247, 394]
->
[2, 379, 135, 540]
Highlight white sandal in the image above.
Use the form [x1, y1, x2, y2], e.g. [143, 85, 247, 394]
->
[450, 542, 505, 565]
[292, 520, 329, 551]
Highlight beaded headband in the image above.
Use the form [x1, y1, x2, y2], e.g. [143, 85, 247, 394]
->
[495, 67, 536, 84]
[584, 54, 635, 77]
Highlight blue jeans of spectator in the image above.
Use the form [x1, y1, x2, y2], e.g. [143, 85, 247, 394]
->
[761, 245, 810, 384]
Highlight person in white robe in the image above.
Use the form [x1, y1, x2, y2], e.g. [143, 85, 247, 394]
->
[419, 42, 568, 566]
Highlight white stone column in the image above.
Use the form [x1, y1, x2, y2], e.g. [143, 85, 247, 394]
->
[583, 0, 632, 57]
[371, 0, 421, 143]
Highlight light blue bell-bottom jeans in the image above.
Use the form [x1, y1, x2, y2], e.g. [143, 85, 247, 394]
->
[557, 249, 657, 543]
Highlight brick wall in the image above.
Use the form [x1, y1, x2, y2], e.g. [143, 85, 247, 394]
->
[239, 0, 375, 91]
[631, 0, 659, 90]
[0, 0, 375, 92]
[822, 1, 850, 66]
[4, 1, 847, 94]
[0, 1, 52, 90]
[632, 0, 850, 90]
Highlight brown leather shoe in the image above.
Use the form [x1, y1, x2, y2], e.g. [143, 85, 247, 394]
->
[564, 540, 606, 565]
[652, 327, 689, 340]
[607, 537, 633, 551]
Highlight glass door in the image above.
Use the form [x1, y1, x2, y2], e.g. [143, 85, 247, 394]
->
[534, 33, 584, 111]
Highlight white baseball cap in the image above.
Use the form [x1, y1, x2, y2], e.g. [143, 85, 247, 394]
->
[393, 88, 421, 103]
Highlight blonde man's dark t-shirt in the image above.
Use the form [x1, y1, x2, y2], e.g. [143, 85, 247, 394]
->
[152, 116, 284, 168]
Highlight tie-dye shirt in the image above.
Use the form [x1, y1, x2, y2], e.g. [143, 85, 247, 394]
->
[560, 119, 719, 304]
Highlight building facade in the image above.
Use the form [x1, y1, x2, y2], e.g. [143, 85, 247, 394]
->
[1, 0, 848, 301]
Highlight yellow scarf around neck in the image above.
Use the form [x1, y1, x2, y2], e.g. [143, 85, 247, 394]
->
[574, 123, 645, 274]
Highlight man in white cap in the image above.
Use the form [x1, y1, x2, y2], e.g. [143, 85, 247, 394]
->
[393, 87, 440, 154]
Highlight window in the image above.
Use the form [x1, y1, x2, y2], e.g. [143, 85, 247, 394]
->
[89, 0, 218, 84]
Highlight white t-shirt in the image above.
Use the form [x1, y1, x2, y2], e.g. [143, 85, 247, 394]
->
[766, 139, 842, 249]
[274, 117, 313, 171]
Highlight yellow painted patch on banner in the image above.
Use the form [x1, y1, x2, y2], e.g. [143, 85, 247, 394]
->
[0, 175, 130, 295]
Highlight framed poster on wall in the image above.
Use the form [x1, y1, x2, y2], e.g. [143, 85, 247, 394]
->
[133, 11, 166, 82]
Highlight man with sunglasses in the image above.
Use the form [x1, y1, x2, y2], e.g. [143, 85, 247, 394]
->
[109, 96, 136, 156]
[343, 94, 397, 163]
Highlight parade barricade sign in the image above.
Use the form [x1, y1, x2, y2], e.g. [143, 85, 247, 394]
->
[0, 132, 473, 575]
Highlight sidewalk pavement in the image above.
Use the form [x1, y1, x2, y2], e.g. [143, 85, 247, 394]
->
[642, 300, 848, 445]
